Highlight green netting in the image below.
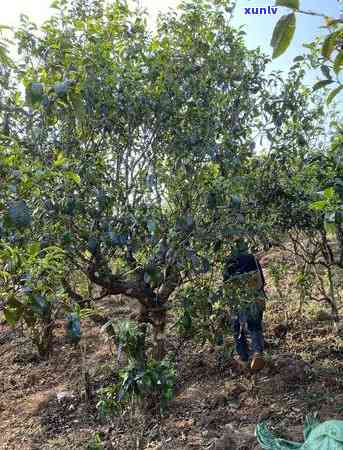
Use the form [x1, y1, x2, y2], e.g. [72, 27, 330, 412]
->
[256, 418, 343, 450]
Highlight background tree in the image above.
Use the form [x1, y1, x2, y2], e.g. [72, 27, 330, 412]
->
[270, 0, 343, 103]
[247, 66, 343, 323]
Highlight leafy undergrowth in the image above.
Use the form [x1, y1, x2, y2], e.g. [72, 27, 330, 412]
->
[1, 253, 343, 450]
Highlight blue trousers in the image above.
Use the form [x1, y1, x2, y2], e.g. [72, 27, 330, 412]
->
[233, 304, 264, 361]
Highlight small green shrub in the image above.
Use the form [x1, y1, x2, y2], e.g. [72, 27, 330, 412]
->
[114, 320, 145, 364]
[96, 358, 176, 418]
[0, 243, 66, 358]
[268, 260, 290, 302]
[84, 433, 105, 450]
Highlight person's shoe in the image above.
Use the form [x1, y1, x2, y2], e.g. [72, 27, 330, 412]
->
[250, 352, 265, 371]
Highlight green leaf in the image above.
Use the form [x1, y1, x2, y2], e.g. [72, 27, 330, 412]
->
[309, 200, 327, 210]
[65, 171, 81, 184]
[321, 32, 340, 60]
[293, 55, 304, 62]
[271, 13, 296, 59]
[324, 221, 336, 234]
[70, 93, 85, 119]
[333, 52, 343, 75]
[62, 232, 72, 244]
[320, 65, 331, 80]
[28, 241, 40, 257]
[324, 187, 334, 200]
[275, 0, 299, 9]
[53, 152, 67, 167]
[4, 307, 21, 326]
[0, 44, 13, 66]
[312, 80, 334, 91]
[50, 0, 62, 9]
[7, 296, 23, 309]
[327, 85, 343, 105]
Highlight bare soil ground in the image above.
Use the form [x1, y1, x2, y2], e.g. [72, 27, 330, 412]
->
[1, 250, 343, 450]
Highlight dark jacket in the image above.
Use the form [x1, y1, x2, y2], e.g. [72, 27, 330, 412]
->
[223, 253, 265, 287]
